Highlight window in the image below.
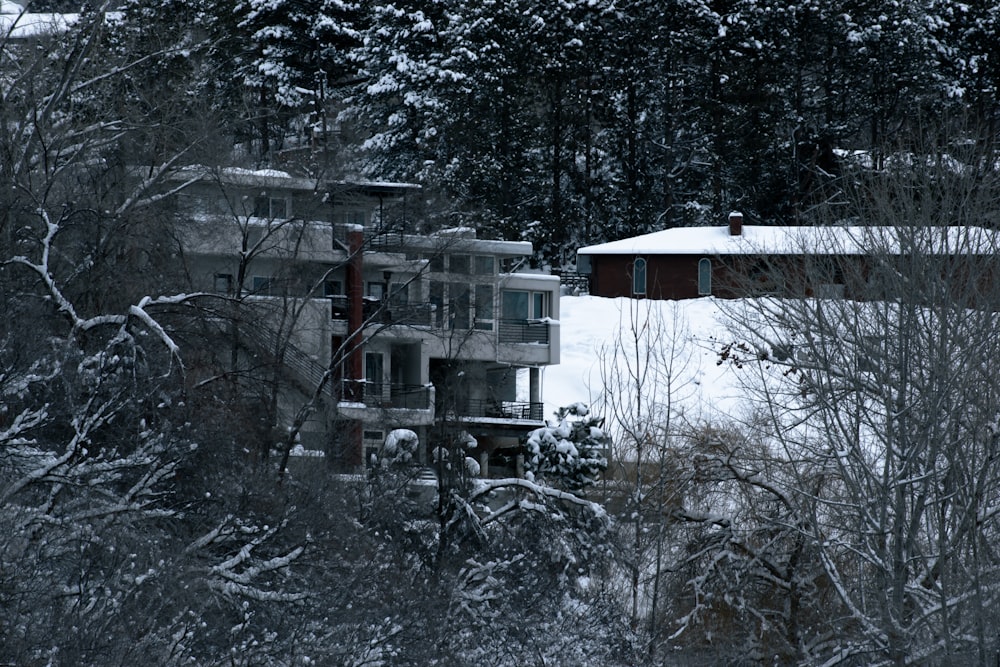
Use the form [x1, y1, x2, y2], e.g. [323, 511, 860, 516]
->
[389, 282, 409, 305]
[632, 258, 647, 295]
[341, 210, 367, 226]
[367, 282, 385, 300]
[532, 292, 545, 319]
[698, 258, 712, 295]
[450, 254, 471, 275]
[214, 273, 233, 294]
[254, 195, 288, 219]
[451, 283, 471, 329]
[501, 290, 547, 320]
[428, 254, 445, 272]
[252, 275, 272, 295]
[503, 290, 528, 320]
[475, 284, 494, 330]
[430, 281, 444, 328]
[365, 352, 384, 402]
[474, 256, 494, 275]
[324, 279, 343, 297]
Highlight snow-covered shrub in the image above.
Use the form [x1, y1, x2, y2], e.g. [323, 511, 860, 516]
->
[374, 428, 419, 467]
[524, 404, 609, 491]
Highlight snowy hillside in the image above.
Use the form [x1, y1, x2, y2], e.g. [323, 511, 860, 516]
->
[543, 294, 750, 424]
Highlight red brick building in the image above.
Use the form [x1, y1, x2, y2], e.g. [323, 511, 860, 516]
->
[577, 213, 1000, 301]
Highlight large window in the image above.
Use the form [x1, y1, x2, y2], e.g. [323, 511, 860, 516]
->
[632, 258, 647, 295]
[251, 275, 272, 295]
[698, 258, 712, 295]
[340, 210, 367, 226]
[474, 255, 494, 275]
[475, 284, 494, 330]
[450, 254, 471, 275]
[365, 352, 384, 402]
[499, 290, 550, 344]
[389, 282, 409, 305]
[451, 283, 471, 329]
[501, 290, 547, 320]
[324, 279, 343, 297]
[214, 273, 233, 294]
[254, 195, 288, 219]
[430, 281, 444, 328]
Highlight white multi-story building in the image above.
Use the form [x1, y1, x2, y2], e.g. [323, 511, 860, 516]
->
[169, 167, 560, 472]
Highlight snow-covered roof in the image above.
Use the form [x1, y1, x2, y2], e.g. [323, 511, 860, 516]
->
[578, 225, 1000, 257]
[165, 165, 421, 195]
[401, 232, 533, 257]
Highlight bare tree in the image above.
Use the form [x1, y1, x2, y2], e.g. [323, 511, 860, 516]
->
[0, 14, 324, 666]
[716, 148, 1000, 665]
[588, 298, 702, 656]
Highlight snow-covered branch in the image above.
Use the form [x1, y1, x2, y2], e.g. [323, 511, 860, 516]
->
[469, 476, 607, 518]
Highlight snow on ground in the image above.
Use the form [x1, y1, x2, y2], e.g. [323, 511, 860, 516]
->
[543, 294, 752, 425]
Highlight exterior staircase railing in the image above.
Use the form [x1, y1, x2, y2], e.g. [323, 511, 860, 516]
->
[237, 320, 336, 396]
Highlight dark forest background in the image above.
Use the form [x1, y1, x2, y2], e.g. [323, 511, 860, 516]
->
[69, 0, 1000, 263]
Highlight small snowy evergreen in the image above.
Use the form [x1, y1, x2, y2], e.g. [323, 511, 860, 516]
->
[524, 403, 609, 491]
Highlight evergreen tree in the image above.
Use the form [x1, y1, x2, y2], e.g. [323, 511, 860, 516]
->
[236, 0, 364, 163]
[524, 404, 610, 492]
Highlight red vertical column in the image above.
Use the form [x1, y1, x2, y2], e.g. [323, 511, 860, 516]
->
[345, 226, 365, 466]
[346, 227, 364, 392]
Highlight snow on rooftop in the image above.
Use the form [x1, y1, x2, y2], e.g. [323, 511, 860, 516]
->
[223, 167, 293, 179]
[578, 225, 1000, 256]
[167, 165, 421, 193]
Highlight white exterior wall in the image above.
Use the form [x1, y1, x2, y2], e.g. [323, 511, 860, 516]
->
[169, 170, 560, 466]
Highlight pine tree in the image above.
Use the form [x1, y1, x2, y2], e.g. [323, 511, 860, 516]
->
[524, 404, 610, 492]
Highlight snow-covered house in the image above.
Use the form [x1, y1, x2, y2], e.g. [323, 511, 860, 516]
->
[577, 212, 1000, 301]
[167, 167, 560, 472]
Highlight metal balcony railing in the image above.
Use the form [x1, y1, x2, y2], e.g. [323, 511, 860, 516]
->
[339, 380, 433, 410]
[332, 222, 414, 251]
[455, 399, 545, 421]
[497, 318, 550, 344]
[330, 301, 550, 344]
[366, 228, 408, 250]
[385, 303, 435, 327]
[330, 297, 434, 327]
[553, 270, 590, 294]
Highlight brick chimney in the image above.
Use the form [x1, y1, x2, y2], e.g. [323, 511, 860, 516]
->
[728, 211, 743, 236]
